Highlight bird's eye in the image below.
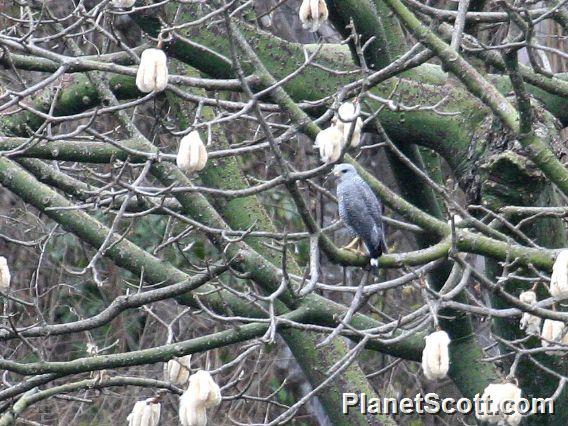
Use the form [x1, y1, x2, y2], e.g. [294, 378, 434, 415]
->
[342, 170, 347, 173]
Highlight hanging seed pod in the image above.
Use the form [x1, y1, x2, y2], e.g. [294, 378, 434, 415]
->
[519, 290, 537, 304]
[164, 355, 192, 386]
[476, 382, 523, 425]
[550, 250, 568, 299]
[298, 0, 329, 32]
[176, 131, 208, 174]
[335, 102, 363, 147]
[111, 0, 136, 7]
[519, 290, 541, 336]
[179, 394, 208, 426]
[541, 319, 568, 355]
[136, 48, 168, 93]
[85, 342, 99, 356]
[421, 330, 450, 380]
[314, 126, 343, 164]
[0, 257, 10, 291]
[179, 371, 221, 426]
[189, 370, 222, 408]
[448, 214, 463, 225]
[126, 398, 161, 426]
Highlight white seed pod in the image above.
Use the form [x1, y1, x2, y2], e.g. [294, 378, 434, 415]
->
[541, 319, 568, 355]
[518, 290, 541, 335]
[136, 48, 168, 93]
[314, 126, 343, 164]
[179, 371, 221, 426]
[126, 398, 161, 426]
[519, 290, 536, 304]
[0, 257, 10, 291]
[335, 102, 363, 147]
[336, 101, 358, 123]
[449, 214, 463, 225]
[85, 342, 99, 356]
[421, 330, 450, 380]
[189, 370, 222, 408]
[111, 0, 136, 7]
[475, 383, 523, 425]
[179, 393, 208, 426]
[164, 355, 192, 386]
[299, 0, 329, 32]
[176, 131, 208, 174]
[550, 250, 568, 299]
[520, 312, 541, 336]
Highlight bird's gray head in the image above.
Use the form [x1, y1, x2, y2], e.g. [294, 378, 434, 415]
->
[333, 164, 357, 180]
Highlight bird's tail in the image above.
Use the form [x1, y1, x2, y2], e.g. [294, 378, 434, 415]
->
[370, 257, 380, 276]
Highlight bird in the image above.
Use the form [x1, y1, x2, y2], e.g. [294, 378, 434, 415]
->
[333, 163, 387, 270]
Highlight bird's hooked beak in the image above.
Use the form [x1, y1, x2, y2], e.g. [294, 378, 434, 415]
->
[332, 165, 342, 176]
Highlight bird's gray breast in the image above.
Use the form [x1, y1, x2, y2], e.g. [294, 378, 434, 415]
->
[337, 180, 359, 235]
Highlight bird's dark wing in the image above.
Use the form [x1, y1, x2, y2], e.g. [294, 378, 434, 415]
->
[356, 178, 383, 225]
[338, 178, 386, 257]
[354, 177, 387, 255]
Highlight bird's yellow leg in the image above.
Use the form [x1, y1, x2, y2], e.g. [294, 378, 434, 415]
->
[343, 237, 360, 252]
[353, 239, 368, 257]
[343, 238, 367, 256]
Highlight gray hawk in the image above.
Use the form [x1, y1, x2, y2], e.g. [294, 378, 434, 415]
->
[333, 164, 387, 268]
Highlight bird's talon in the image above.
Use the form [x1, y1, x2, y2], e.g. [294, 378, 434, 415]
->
[343, 237, 360, 251]
[343, 246, 367, 257]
